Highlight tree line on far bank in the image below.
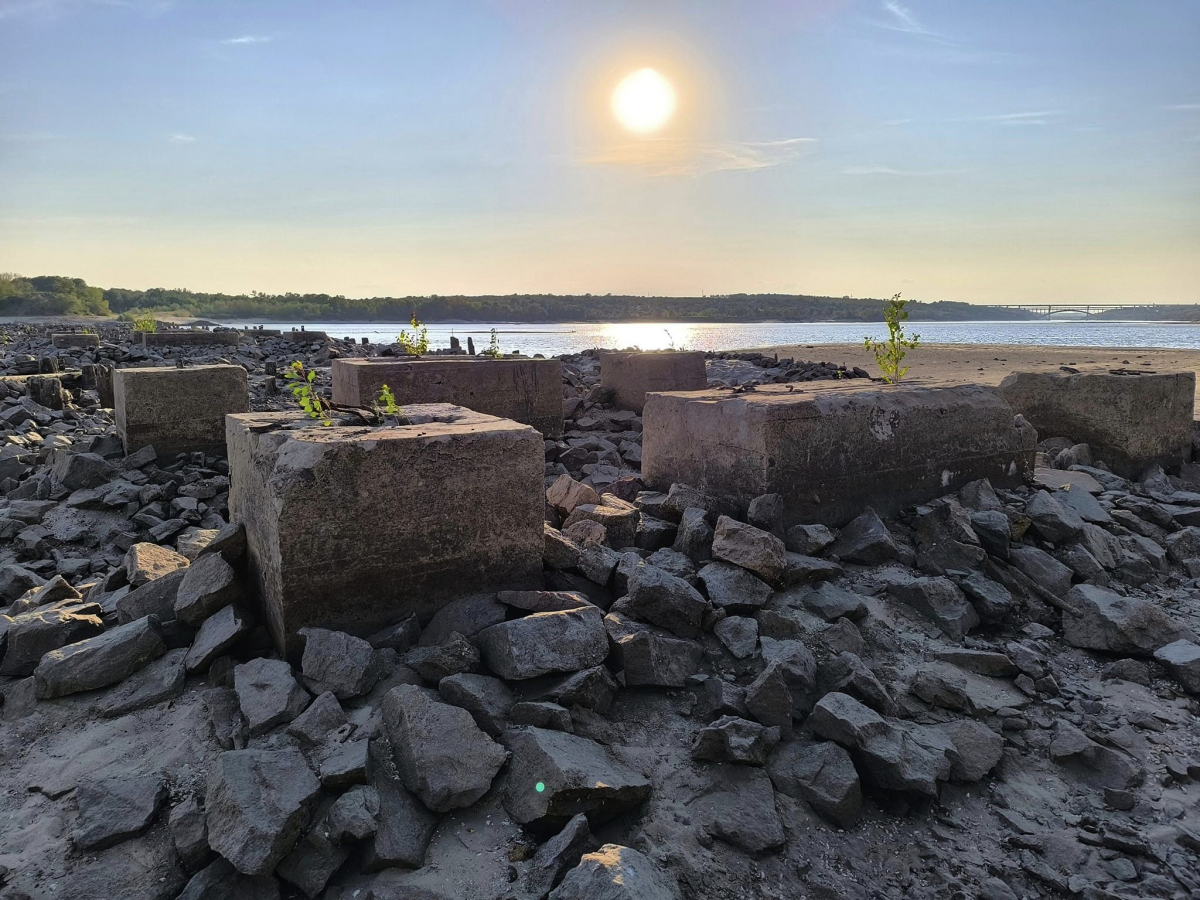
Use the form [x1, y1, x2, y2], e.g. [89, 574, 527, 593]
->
[0, 272, 1046, 323]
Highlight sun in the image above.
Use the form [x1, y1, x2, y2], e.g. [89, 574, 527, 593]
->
[612, 68, 676, 134]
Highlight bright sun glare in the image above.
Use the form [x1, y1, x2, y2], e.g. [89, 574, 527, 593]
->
[612, 68, 676, 134]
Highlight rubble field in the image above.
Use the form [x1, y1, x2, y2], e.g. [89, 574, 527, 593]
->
[1, 324, 1199, 900]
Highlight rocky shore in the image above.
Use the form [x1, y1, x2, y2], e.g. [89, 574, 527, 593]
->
[1, 325, 1199, 900]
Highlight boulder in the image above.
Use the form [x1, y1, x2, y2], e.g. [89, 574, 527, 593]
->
[798, 582, 869, 622]
[169, 796, 211, 871]
[563, 497, 639, 550]
[502, 726, 651, 829]
[175, 858, 279, 900]
[439, 672, 515, 736]
[298, 627, 382, 699]
[672, 507, 714, 562]
[186, 604, 254, 673]
[286, 691, 347, 745]
[603, 612, 703, 688]
[1009, 546, 1074, 597]
[711, 516, 787, 584]
[693, 765, 785, 853]
[363, 742, 438, 871]
[697, 561, 772, 609]
[939, 719, 1004, 782]
[1025, 490, 1085, 543]
[403, 632, 480, 682]
[326, 784, 379, 844]
[73, 773, 167, 850]
[830, 509, 900, 564]
[525, 812, 599, 899]
[116, 568, 187, 624]
[418, 594, 507, 647]
[126, 542, 189, 587]
[625, 565, 708, 638]
[1062, 584, 1192, 657]
[745, 661, 793, 733]
[759, 637, 818, 716]
[477, 606, 609, 679]
[767, 741, 862, 828]
[175, 553, 243, 627]
[958, 572, 1014, 621]
[692, 715, 780, 765]
[547, 474, 602, 517]
[784, 523, 837, 557]
[382, 684, 508, 813]
[550, 844, 680, 900]
[1166, 526, 1200, 565]
[35, 616, 167, 699]
[888, 577, 979, 640]
[99, 647, 187, 717]
[232, 658, 310, 736]
[713, 615, 758, 659]
[1, 604, 105, 676]
[543, 665, 619, 714]
[204, 747, 321, 876]
[1153, 639, 1200, 693]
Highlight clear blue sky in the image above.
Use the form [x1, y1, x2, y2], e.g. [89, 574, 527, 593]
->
[2, 0, 1197, 303]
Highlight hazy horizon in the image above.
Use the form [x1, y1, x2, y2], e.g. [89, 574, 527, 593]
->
[2, 0, 1198, 304]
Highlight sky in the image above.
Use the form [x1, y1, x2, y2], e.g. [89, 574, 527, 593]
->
[1, 0, 1198, 304]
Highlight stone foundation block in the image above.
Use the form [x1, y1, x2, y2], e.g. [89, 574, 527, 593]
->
[227, 405, 544, 652]
[332, 358, 563, 438]
[600, 350, 706, 413]
[141, 331, 240, 348]
[642, 382, 1035, 527]
[114, 365, 249, 457]
[1000, 371, 1194, 477]
[51, 333, 99, 349]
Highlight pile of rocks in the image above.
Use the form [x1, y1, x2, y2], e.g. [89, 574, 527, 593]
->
[705, 350, 871, 387]
[3, 329, 1200, 899]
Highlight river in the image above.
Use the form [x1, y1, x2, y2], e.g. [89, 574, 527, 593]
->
[220, 320, 1200, 357]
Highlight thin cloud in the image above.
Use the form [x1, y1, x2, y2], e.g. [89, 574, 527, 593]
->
[1166, 103, 1200, 111]
[868, 1, 955, 45]
[221, 35, 271, 45]
[582, 138, 815, 177]
[888, 110, 1063, 127]
[168, 133, 197, 143]
[842, 165, 968, 176]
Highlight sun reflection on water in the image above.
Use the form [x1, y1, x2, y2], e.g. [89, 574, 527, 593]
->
[597, 321, 699, 352]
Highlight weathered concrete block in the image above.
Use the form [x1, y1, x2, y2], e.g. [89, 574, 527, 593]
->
[114, 365, 249, 456]
[141, 331, 240, 348]
[642, 382, 1035, 527]
[96, 363, 115, 408]
[332, 357, 563, 438]
[999, 371, 1194, 477]
[600, 351, 706, 413]
[51, 333, 99, 349]
[227, 405, 544, 652]
[286, 330, 329, 343]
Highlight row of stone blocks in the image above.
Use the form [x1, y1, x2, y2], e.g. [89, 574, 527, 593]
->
[102, 361, 1196, 653]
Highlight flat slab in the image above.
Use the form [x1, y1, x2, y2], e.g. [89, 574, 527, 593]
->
[1000, 371, 1194, 477]
[227, 405, 544, 652]
[332, 357, 563, 438]
[114, 364, 249, 457]
[599, 351, 706, 413]
[1033, 467, 1104, 494]
[642, 381, 1035, 527]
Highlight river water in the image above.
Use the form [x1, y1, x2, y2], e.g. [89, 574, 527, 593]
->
[222, 320, 1200, 357]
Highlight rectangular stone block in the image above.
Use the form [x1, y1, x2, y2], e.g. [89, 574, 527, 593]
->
[114, 365, 249, 457]
[600, 351, 706, 413]
[51, 333, 99, 349]
[141, 331, 240, 348]
[227, 405, 545, 652]
[285, 330, 329, 342]
[1000, 371, 1194, 478]
[332, 357, 563, 438]
[642, 382, 1036, 527]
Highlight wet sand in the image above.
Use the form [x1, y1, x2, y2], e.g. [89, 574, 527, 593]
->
[750, 342, 1200, 415]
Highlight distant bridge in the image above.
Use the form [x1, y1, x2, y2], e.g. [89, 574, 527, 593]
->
[987, 303, 1172, 319]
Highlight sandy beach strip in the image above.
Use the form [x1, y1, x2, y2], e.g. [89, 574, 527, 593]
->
[748, 342, 1200, 415]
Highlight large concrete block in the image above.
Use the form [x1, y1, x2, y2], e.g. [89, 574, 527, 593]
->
[642, 382, 1036, 527]
[332, 357, 563, 438]
[51, 333, 99, 349]
[227, 405, 545, 652]
[141, 331, 240, 348]
[600, 351, 707, 413]
[1000, 371, 1194, 477]
[114, 365, 249, 457]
